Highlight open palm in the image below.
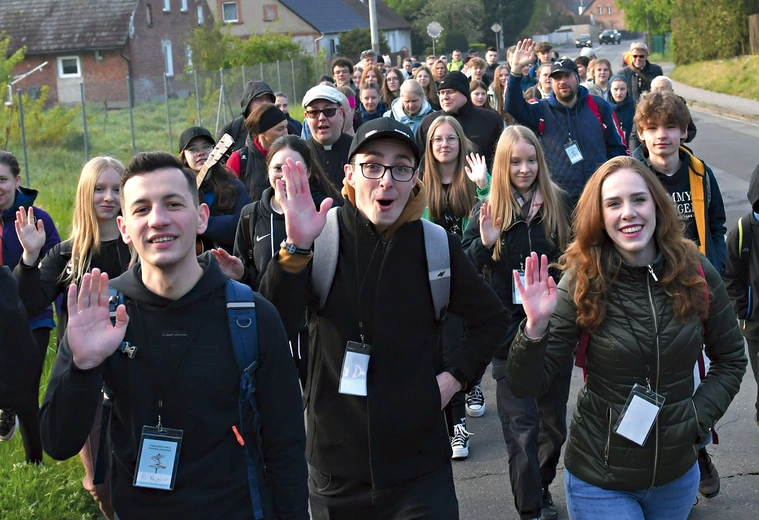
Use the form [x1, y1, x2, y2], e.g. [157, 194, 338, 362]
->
[15, 206, 46, 262]
[67, 269, 129, 370]
[275, 158, 333, 249]
[479, 202, 502, 248]
[515, 252, 558, 338]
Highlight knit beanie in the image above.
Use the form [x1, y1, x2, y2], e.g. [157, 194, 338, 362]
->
[437, 71, 470, 97]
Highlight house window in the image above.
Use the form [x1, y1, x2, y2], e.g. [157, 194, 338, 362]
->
[181, 0, 188, 12]
[221, 2, 239, 23]
[57, 56, 81, 78]
[163, 0, 170, 12]
[162, 40, 174, 77]
[263, 4, 278, 22]
[197, 5, 204, 24]
[607, 6, 612, 14]
[147, 4, 153, 27]
[598, 7, 603, 14]
[329, 39, 336, 55]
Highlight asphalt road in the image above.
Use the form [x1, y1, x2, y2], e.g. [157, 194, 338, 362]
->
[452, 41, 759, 519]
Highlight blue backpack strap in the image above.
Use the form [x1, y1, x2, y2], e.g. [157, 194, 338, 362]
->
[225, 279, 265, 520]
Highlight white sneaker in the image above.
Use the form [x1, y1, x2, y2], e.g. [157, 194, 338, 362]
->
[465, 384, 486, 417]
[451, 422, 471, 459]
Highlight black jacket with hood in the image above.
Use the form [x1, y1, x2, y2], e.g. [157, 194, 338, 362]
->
[724, 164, 759, 336]
[40, 254, 308, 520]
[259, 182, 509, 488]
[219, 81, 293, 151]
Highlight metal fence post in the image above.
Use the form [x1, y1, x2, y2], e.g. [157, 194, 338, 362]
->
[127, 76, 136, 155]
[164, 74, 173, 153]
[16, 90, 30, 186]
[194, 69, 202, 127]
[241, 65, 246, 88]
[259, 63, 264, 81]
[276, 60, 282, 93]
[80, 82, 89, 161]
[216, 68, 224, 135]
[291, 58, 297, 102]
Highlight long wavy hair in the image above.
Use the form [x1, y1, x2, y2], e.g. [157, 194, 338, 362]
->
[423, 116, 477, 222]
[490, 65, 514, 124]
[413, 65, 440, 107]
[558, 156, 709, 331]
[381, 68, 405, 106]
[359, 65, 384, 89]
[66, 156, 125, 284]
[266, 135, 340, 200]
[488, 126, 569, 261]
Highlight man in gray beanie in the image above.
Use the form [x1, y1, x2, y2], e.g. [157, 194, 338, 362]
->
[416, 71, 503, 166]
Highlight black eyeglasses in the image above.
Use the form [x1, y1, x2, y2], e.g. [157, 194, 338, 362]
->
[305, 107, 339, 119]
[354, 163, 415, 182]
[632, 54, 646, 59]
[186, 143, 214, 153]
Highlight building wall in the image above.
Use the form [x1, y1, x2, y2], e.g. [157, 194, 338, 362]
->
[585, 1, 625, 30]
[207, 0, 315, 37]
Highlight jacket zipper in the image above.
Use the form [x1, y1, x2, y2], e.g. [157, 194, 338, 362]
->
[604, 407, 612, 468]
[367, 238, 388, 486]
[646, 265, 660, 488]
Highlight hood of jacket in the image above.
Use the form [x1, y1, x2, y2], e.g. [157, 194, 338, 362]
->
[340, 176, 427, 240]
[749, 165, 759, 210]
[1, 186, 38, 222]
[607, 74, 634, 109]
[110, 252, 227, 308]
[240, 81, 275, 117]
[389, 97, 431, 123]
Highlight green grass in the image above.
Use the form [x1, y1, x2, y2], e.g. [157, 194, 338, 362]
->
[670, 55, 759, 102]
[0, 343, 101, 519]
[1, 98, 306, 518]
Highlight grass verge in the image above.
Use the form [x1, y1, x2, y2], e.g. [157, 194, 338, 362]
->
[670, 55, 759, 102]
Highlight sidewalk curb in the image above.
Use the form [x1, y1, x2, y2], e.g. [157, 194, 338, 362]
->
[687, 100, 759, 125]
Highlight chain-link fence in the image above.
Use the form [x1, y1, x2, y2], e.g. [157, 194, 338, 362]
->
[4, 56, 337, 188]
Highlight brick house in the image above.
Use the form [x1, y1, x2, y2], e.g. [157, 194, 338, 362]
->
[582, 0, 625, 31]
[205, 0, 413, 56]
[0, 0, 212, 106]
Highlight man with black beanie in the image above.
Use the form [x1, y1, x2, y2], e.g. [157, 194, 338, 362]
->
[416, 71, 503, 167]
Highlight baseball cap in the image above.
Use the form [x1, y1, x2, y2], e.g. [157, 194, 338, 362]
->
[549, 58, 579, 77]
[179, 126, 214, 153]
[302, 85, 343, 108]
[347, 118, 421, 163]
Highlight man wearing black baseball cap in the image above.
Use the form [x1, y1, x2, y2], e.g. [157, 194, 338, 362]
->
[259, 117, 508, 518]
[417, 71, 503, 166]
[506, 38, 627, 205]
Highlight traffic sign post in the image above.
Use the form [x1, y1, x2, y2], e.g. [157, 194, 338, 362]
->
[427, 22, 442, 57]
[491, 23, 502, 52]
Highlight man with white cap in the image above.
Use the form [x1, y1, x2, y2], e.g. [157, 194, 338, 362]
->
[303, 85, 353, 191]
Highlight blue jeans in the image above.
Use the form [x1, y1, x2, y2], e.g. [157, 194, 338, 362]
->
[564, 463, 699, 520]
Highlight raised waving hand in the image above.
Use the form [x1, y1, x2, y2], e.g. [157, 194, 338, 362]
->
[66, 269, 129, 370]
[464, 153, 488, 190]
[274, 158, 333, 250]
[14, 206, 46, 266]
[514, 252, 558, 339]
[509, 39, 537, 74]
[478, 201, 502, 248]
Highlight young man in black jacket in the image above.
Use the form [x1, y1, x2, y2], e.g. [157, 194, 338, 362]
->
[259, 118, 509, 518]
[40, 152, 308, 520]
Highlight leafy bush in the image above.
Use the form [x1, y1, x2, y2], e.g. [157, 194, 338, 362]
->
[672, 0, 749, 64]
[336, 27, 390, 60]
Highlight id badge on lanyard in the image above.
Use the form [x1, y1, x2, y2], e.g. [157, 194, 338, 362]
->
[613, 383, 665, 446]
[339, 341, 371, 396]
[564, 139, 584, 164]
[133, 424, 183, 490]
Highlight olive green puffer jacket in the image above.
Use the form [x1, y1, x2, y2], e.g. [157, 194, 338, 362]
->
[507, 254, 746, 491]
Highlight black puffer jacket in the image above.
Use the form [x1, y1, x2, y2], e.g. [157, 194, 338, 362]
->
[506, 254, 746, 490]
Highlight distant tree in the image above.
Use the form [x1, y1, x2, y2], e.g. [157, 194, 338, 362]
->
[336, 26, 390, 59]
[672, 0, 749, 63]
[481, 0, 536, 47]
[0, 33, 24, 85]
[617, 0, 673, 35]
[413, 0, 486, 49]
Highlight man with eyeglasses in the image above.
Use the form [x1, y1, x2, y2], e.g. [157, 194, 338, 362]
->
[620, 42, 663, 101]
[258, 117, 508, 518]
[303, 85, 353, 191]
[417, 71, 503, 166]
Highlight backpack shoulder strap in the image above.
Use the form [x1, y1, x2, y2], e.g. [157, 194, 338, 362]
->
[420, 219, 451, 321]
[224, 279, 265, 520]
[586, 95, 605, 130]
[312, 207, 340, 310]
[739, 215, 752, 262]
[574, 328, 591, 382]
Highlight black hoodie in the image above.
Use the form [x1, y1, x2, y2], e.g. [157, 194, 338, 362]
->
[218, 81, 277, 151]
[40, 254, 308, 520]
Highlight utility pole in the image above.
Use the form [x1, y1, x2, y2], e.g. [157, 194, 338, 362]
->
[369, 0, 380, 53]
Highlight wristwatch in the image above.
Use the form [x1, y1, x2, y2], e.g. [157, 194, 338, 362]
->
[281, 241, 311, 255]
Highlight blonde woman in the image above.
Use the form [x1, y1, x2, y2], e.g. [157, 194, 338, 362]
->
[461, 125, 570, 520]
[413, 65, 440, 109]
[14, 155, 130, 520]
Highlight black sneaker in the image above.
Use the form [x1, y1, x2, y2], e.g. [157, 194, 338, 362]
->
[541, 485, 558, 520]
[465, 384, 486, 417]
[0, 408, 18, 442]
[697, 447, 720, 498]
[450, 422, 471, 459]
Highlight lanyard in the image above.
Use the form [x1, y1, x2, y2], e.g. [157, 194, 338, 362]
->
[134, 302, 202, 428]
[353, 211, 384, 345]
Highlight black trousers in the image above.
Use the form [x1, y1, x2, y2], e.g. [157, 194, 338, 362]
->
[442, 314, 467, 431]
[492, 356, 573, 520]
[308, 462, 459, 520]
[747, 338, 759, 413]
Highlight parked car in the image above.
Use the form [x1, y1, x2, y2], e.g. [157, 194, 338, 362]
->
[599, 29, 622, 45]
[575, 34, 592, 48]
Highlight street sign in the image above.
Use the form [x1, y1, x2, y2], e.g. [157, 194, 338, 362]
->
[427, 22, 443, 39]
[491, 23, 502, 33]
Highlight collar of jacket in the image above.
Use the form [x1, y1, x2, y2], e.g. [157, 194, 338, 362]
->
[546, 83, 589, 111]
[1, 185, 38, 221]
[341, 178, 427, 240]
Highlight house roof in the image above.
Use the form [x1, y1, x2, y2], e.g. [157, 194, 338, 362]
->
[279, 0, 411, 34]
[0, 0, 136, 55]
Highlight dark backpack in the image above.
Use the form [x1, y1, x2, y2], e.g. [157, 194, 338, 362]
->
[100, 280, 267, 519]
